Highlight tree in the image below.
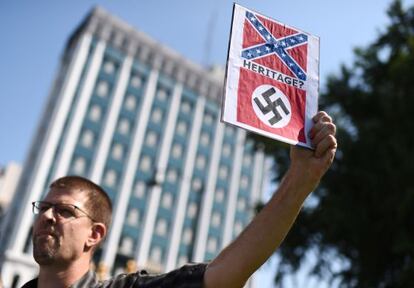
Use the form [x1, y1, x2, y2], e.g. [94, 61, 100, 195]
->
[255, 1, 414, 287]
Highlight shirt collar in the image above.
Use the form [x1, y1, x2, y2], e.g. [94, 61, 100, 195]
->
[71, 270, 98, 288]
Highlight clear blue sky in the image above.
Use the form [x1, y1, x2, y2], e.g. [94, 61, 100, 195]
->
[0, 1, 413, 286]
[1, 0, 412, 166]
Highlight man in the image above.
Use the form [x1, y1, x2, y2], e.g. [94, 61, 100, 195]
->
[23, 111, 337, 288]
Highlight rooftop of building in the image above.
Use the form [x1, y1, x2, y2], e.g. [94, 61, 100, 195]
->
[68, 6, 225, 102]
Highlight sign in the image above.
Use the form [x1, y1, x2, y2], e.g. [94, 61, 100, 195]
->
[222, 4, 320, 148]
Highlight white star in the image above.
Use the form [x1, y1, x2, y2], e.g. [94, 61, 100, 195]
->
[289, 63, 294, 66]
[281, 41, 287, 47]
[256, 49, 261, 54]
[250, 17, 256, 22]
[265, 46, 271, 51]
[282, 53, 286, 57]
[258, 26, 263, 31]
[266, 35, 271, 40]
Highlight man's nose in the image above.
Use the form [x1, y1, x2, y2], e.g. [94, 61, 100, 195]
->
[39, 206, 56, 222]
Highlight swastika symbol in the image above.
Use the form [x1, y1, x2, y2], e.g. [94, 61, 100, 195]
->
[251, 85, 291, 128]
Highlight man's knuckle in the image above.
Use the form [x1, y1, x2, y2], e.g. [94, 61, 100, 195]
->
[327, 123, 336, 132]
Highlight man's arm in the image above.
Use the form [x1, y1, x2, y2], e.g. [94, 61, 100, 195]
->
[204, 111, 337, 288]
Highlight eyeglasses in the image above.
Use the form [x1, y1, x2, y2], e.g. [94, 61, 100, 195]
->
[32, 201, 96, 222]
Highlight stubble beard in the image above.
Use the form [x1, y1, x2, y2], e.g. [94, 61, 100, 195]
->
[33, 234, 61, 265]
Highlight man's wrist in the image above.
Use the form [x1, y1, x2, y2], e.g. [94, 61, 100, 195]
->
[284, 165, 320, 196]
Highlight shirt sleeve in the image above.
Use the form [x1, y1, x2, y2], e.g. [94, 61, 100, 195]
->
[133, 263, 207, 288]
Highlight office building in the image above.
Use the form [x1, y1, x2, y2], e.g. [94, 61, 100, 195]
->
[0, 162, 22, 214]
[0, 7, 265, 287]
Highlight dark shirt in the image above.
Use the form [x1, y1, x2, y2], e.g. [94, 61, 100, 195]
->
[21, 263, 207, 288]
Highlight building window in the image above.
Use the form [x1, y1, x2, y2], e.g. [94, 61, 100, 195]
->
[120, 236, 134, 255]
[237, 198, 246, 211]
[182, 228, 193, 245]
[155, 218, 168, 236]
[117, 118, 131, 135]
[150, 246, 163, 264]
[187, 202, 198, 219]
[203, 113, 214, 125]
[196, 155, 206, 170]
[103, 60, 115, 74]
[171, 143, 183, 159]
[177, 255, 188, 267]
[156, 88, 168, 101]
[130, 74, 142, 88]
[140, 155, 152, 172]
[127, 208, 140, 226]
[240, 175, 249, 189]
[111, 143, 124, 160]
[222, 144, 231, 158]
[89, 105, 102, 122]
[73, 157, 86, 175]
[211, 212, 221, 227]
[200, 132, 210, 146]
[151, 108, 163, 123]
[245, 139, 254, 148]
[96, 80, 109, 97]
[134, 181, 146, 198]
[166, 169, 178, 183]
[226, 126, 235, 137]
[207, 236, 218, 253]
[234, 221, 243, 235]
[81, 130, 94, 148]
[215, 188, 225, 203]
[176, 121, 187, 136]
[11, 275, 20, 288]
[243, 154, 252, 167]
[124, 94, 137, 111]
[104, 169, 117, 187]
[162, 192, 173, 209]
[145, 131, 158, 147]
[181, 101, 192, 114]
[192, 178, 203, 191]
[219, 166, 228, 179]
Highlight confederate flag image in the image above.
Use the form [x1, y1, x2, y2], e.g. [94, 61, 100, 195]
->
[222, 4, 320, 148]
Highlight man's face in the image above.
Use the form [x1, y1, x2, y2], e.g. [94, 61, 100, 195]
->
[32, 188, 93, 266]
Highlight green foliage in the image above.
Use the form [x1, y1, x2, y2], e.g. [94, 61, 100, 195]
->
[253, 1, 414, 286]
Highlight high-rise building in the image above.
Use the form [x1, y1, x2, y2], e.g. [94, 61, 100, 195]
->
[0, 7, 266, 287]
[0, 162, 22, 214]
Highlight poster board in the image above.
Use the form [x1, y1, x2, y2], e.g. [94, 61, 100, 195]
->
[222, 4, 320, 148]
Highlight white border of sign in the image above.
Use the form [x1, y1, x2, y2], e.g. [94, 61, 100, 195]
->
[221, 3, 320, 149]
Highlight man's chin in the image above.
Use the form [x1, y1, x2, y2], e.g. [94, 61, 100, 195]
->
[33, 236, 59, 265]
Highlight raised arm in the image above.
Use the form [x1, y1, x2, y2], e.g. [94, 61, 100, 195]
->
[204, 111, 337, 288]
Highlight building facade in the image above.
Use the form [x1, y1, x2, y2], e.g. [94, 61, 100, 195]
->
[0, 162, 22, 214]
[0, 7, 265, 287]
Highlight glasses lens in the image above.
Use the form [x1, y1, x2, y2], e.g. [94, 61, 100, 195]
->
[33, 201, 50, 214]
[54, 204, 78, 219]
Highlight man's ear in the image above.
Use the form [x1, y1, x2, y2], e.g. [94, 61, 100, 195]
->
[86, 223, 106, 250]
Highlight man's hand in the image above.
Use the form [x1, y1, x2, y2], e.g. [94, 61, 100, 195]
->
[289, 111, 337, 192]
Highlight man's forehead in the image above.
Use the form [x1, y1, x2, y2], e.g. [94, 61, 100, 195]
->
[44, 187, 88, 203]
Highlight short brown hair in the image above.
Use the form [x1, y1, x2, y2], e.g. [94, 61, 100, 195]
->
[50, 176, 112, 230]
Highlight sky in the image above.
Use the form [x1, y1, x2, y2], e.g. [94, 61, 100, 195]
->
[1, 0, 413, 287]
[2, 0, 414, 167]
